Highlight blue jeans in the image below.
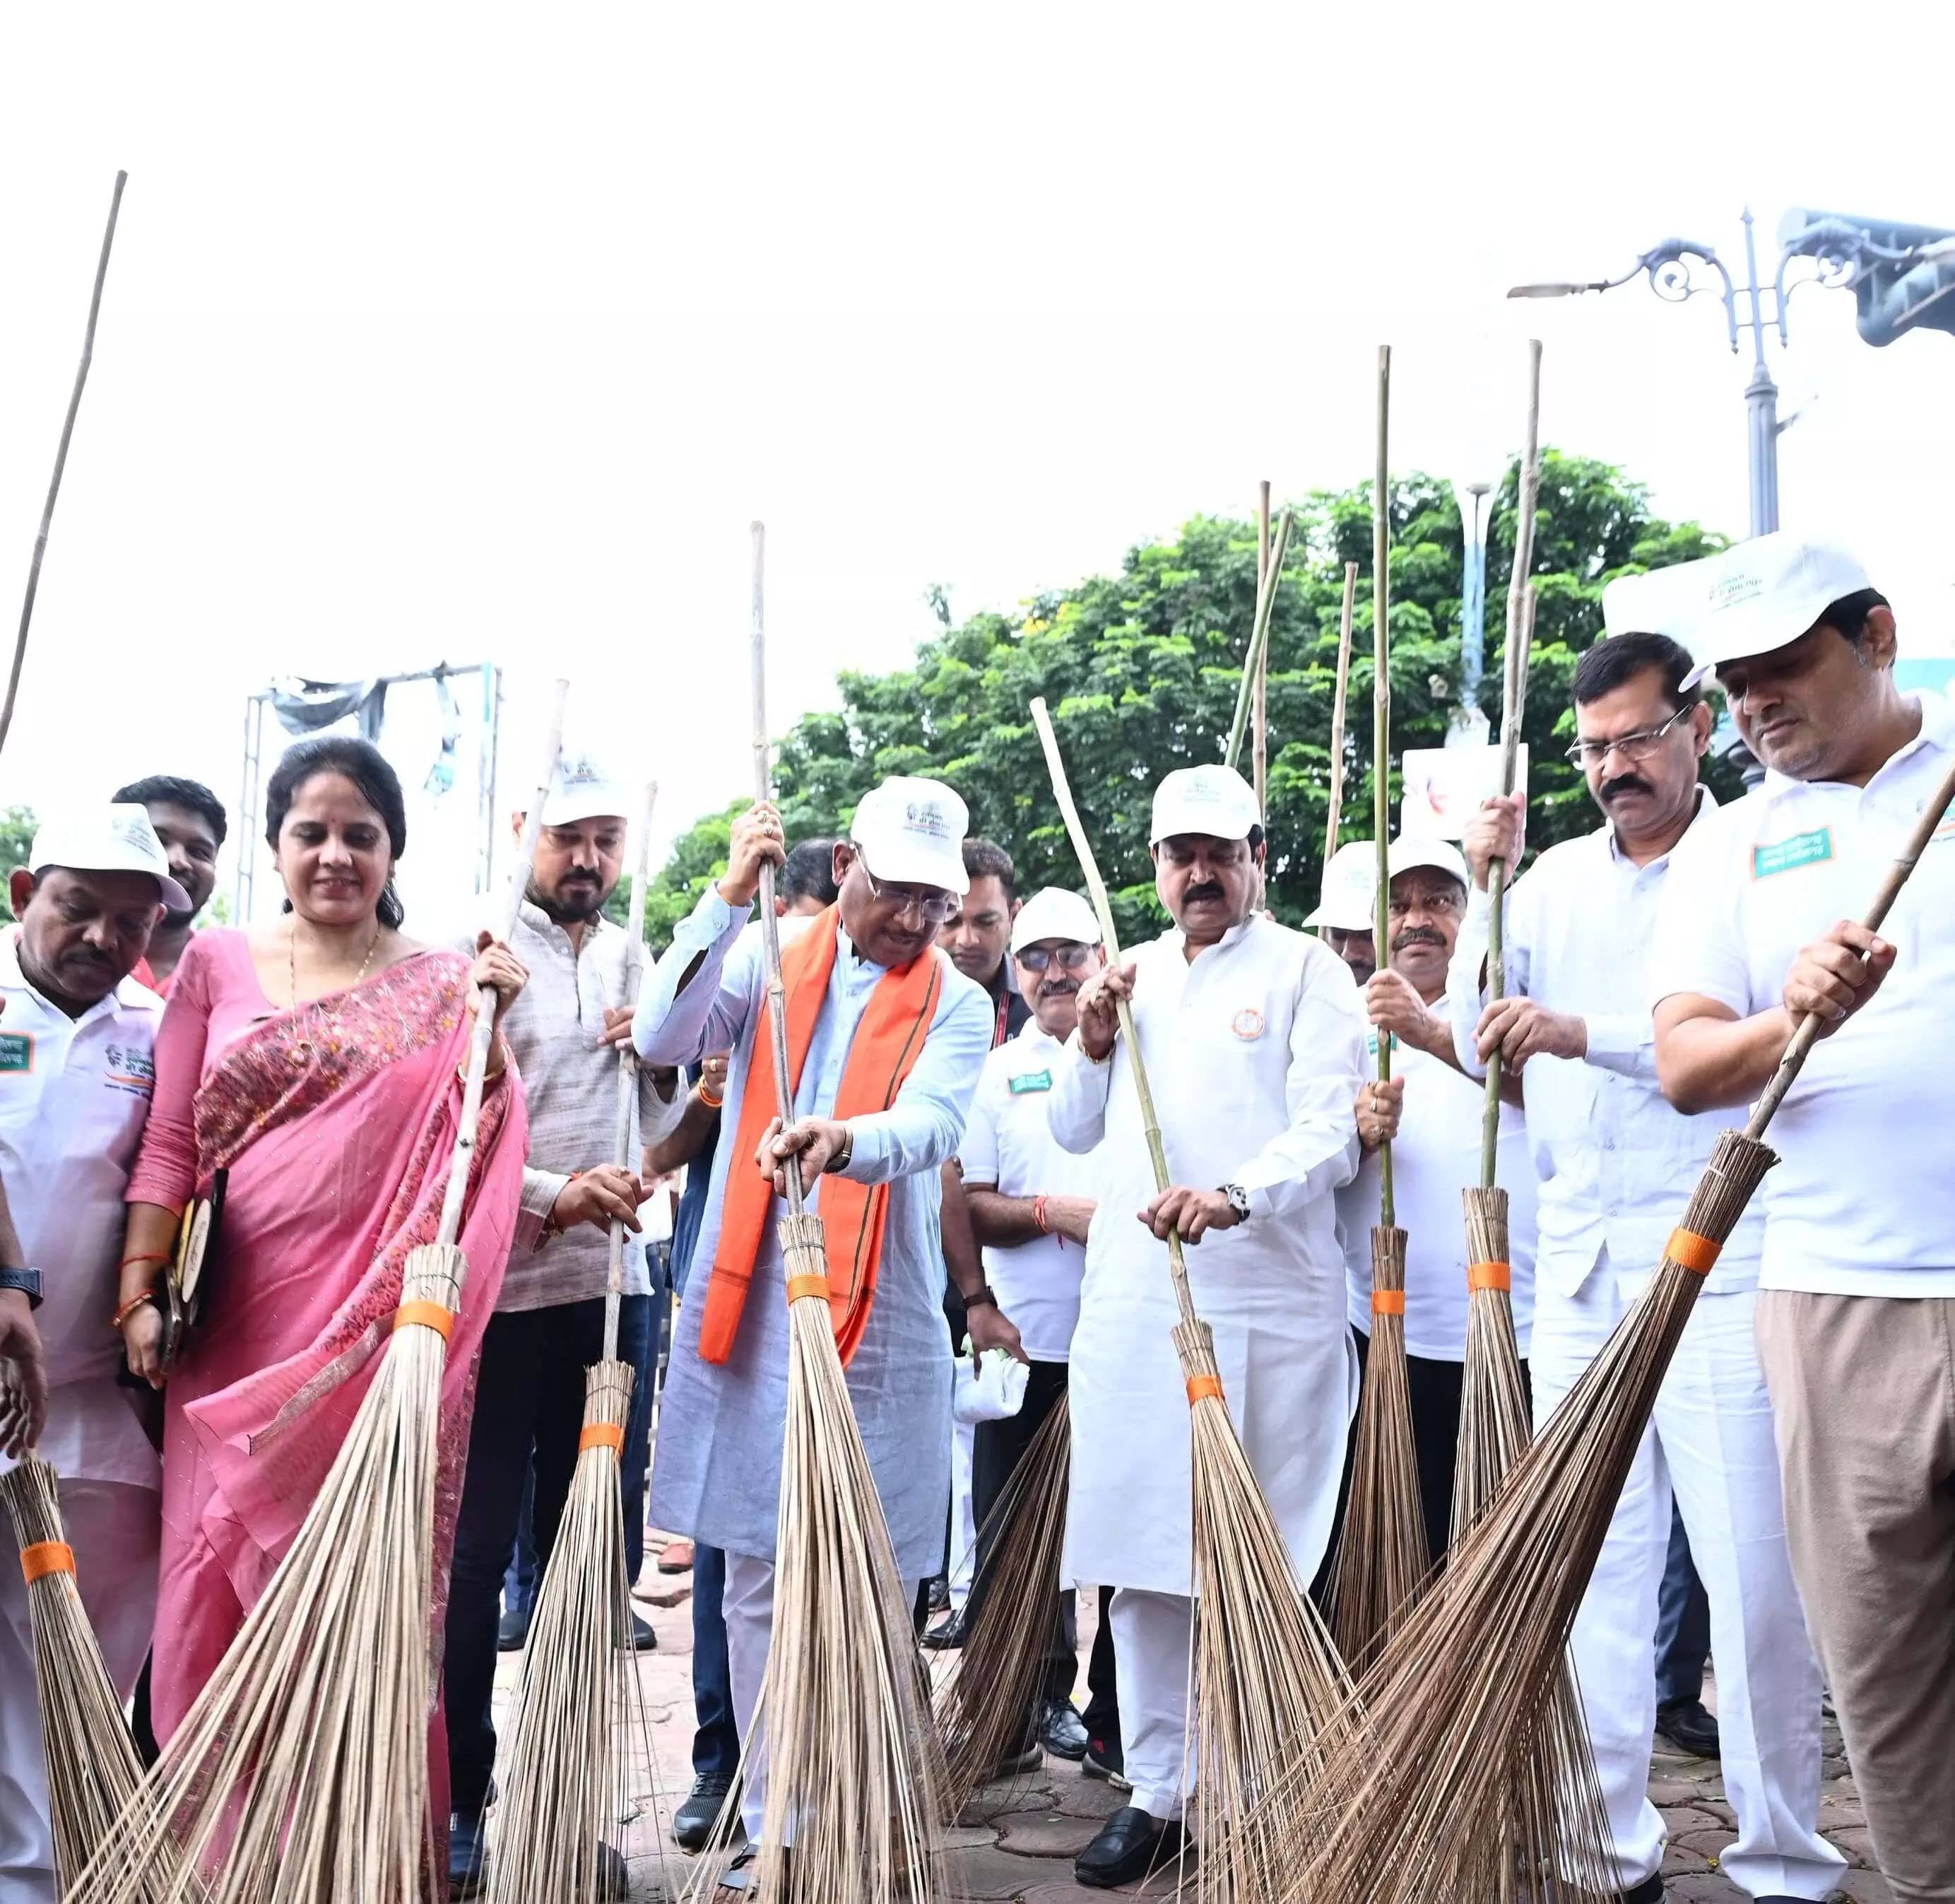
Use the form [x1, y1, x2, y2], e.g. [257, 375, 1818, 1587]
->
[690, 1544, 740, 1780]
[444, 1293, 654, 1820]
[1654, 1497, 1711, 1707]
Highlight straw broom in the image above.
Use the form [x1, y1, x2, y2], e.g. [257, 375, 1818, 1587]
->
[1318, 561, 1359, 888]
[486, 780, 661, 1904]
[1284, 750, 1955, 1904]
[1029, 693, 1349, 1903]
[688, 521, 948, 1904]
[1325, 345, 1428, 1672]
[69, 684, 569, 1904]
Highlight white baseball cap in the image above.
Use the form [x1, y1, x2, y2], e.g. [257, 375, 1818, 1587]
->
[1670, 534, 1873, 691]
[1386, 834, 1470, 888]
[1304, 839, 1376, 930]
[849, 776, 970, 894]
[540, 750, 630, 826]
[1149, 764, 1261, 846]
[28, 804, 191, 913]
[1010, 886, 1101, 955]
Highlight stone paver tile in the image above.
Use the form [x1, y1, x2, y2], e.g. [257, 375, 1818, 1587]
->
[945, 1823, 1004, 1850]
[1648, 1776, 1716, 1805]
[997, 1809, 1102, 1857]
[953, 1842, 1059, 1899]
[1675, 1828, 1738, 1864]
[1018, 1885, 1104, 1904]
[1659, 1805, 1729, 1835]
[1047, 1777, 1129, 1821]
[1665, 1874, 1747, 1904]
[1829, 1827, 1878, 1868]
[1662, 1841, 1715, 1876]
[1830, 1870, 1894, 1903]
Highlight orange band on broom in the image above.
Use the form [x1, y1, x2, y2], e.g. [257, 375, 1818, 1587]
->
[1467, 1260, 1511, 1291]
[20, 1541, 73, 1585]
[1371, 1289, 1406, 1316]
[578, 1423, 625, 1455]
[1186, 1374, 1224, 1405]
[1666, 1229, 1720, 1275]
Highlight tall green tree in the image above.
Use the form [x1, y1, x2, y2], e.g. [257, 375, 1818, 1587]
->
[0, 808, 34, 920]
[646, 453, 1730, 949]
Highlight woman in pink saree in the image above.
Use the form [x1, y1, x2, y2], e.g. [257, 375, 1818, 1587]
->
[115, 737, 529, 1821]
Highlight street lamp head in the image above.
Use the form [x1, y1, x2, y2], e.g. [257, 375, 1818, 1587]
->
[1506, 281, 1593, 299]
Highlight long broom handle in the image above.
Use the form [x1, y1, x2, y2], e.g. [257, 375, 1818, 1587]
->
[437, 679, 569, 1250]
[1321, 562, 1359, 884]
[2, 171, 126, 762]
[1223, 507, 1295, 774]
[1372, 345, 1395, 1225]
[1746, 747, 1955, 1140]
[1254, 480, 1272, 812]
[603, 779, 658, 1361]
[1028, 697, 1197, 1328]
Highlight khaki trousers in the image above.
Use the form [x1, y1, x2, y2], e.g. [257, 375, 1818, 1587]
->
[1755, 1291, 1955, 1904]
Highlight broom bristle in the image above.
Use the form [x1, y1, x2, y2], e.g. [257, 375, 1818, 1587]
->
[1327, 1224, 1429, 1672]
[66, 1240, 463, 1904]
[486, 1357, 658, 1901]
[0, 1456, 168, 1901]
[1284, 1132, 1777, 1904]
[691, 1212, 950, 1904]
[932, 1390, 1071, 1815]
[1176, 1315, 1352, 1899]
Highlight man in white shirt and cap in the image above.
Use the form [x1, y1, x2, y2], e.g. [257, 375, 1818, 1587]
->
[0, 807, 185, 1904]
[630, 776, 999, 1864]
[1451, 624, 1841, 1904]
[1048, 762, 1364, 1889]
[1306, 839, 1378, 983]
[1648, 537, 1955, 1904]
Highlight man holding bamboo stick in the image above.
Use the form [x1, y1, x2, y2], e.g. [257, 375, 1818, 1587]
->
[1049, 762, 1364, 1889]
[1648, 536, 1955, 1904]
[1449, 625, 1840, 1904]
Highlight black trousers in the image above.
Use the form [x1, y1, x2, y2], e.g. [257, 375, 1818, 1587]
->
[967, 1358, 1118, 1731]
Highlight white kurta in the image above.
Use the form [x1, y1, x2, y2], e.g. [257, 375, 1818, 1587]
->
[1051, 915, 1364, 1597]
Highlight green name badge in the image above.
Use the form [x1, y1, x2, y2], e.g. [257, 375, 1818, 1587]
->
[0, 1033, 32, 1074]
[1752, 828, 1832, 880]
[1008, 1069, 1053, 1095]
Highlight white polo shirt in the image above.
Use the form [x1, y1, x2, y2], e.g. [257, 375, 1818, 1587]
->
[957, 1022, 1101, 1364]
[0, 928, 163, 1489]
[1650, 691, 1955, 1297]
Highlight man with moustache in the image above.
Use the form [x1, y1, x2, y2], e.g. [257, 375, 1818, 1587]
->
[958, 887, 1121, 1779]
[113, 777, 226, 995]
[1648, 538, 1955, 1904]
[1050, 764, 1364, 1888]
[444, 752, 685, 1896]
[1449, 626, 1840, 1904]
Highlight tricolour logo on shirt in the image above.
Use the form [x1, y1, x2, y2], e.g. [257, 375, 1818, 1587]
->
[1008, 1069, 1053, 1094]
[0, 1033, 31, 1073]
[1751, 828, 1832, 880]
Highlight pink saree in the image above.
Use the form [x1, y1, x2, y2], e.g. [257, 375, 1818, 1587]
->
[126, 930, 527, 1807]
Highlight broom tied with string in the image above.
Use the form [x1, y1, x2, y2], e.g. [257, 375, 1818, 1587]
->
[1029, 694, 1348, 1904]
[1284, 745, 1955, 1904]
[488, 780, 662, 1904]
[687, 522, 947, 1904]
[69, 684, 569, 1904]
[1325, 344, 1427, 1672]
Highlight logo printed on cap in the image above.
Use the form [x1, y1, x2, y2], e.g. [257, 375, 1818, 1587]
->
[1708, 571, 1765, 615]
[903, 799, 952, 839]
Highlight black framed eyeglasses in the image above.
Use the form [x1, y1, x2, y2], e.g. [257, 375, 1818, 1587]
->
[1015, 942, 1095, 973]
[1564, 706, 1691, 768]
[859, 866, 959, 925]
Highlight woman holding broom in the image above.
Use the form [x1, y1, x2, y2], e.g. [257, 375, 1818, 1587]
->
[111, 735, 532, 1810]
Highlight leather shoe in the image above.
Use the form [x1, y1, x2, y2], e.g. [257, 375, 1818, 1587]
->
[674, 1772, 739, 1854]
[1082, 1729, 1130, 1792]
[920, 1607, 968, 1651]
[984, 1741, 1044, 1782]
[1615, 1878, 1664, 1904]
[658, 1538, 695, 1574]
[1654, 1697, 1720, 1759]
[497, 1600, 531, 1652]
[1075, 1807, 1188, 1889]
[631, 1609, 658, 1652]
[1039, 1699, 1089, 1761]
[447, 1811, 487, 1898]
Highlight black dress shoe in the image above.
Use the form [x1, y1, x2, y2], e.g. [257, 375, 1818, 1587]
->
[1039, 1699, 1089, 1761]
[927, 1573, 950, 1612]
[919, 1607, 968, 1651]
[985, 1741, 1045, 1781]
[1616, 1877, 1664, 1904]
[1075, 1807, 1188, 1889]
[631, 1609, 658, 1652]
[497, 1600, 532, 1652]
[673, 1772, 738, 1853]
[595, 1842, 630, 1901]
[1654, 1697, 1720, 1758]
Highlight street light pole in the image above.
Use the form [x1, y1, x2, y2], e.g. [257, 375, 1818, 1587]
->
[1740, 209, 1781, 536]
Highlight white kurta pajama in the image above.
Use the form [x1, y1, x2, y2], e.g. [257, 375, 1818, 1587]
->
[1049, 914, 1364, 1821]
[633, 888, 991, 1840]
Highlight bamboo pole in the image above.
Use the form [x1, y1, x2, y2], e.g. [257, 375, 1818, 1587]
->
[1254, 480, 1272, 812]
[1321, 562, 1359, 879]
[3, 171, 127, 759]
[1371, 345, 1395, 1223]
[1224, 507, 1294, 774]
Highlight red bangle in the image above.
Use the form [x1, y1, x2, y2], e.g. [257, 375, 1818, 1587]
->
[1032, 1195, 1050, 1235]
[119, 1252, 170, 1275]
[110, 1291, 155, 1332]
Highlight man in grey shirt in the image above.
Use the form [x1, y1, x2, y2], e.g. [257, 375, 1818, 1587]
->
[442, 753, 683, 1896]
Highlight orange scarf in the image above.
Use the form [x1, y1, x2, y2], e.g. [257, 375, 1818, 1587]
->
[702, 906, 944, 1368]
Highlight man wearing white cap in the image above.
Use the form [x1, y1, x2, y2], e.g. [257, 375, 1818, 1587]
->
[444, 752, 687, 1892]
[632, 776, 996, 1861]
[957, 887, 1120, 1775]
[1049, 763, 1364, 1888]
[1649, 536, 1955, 1904]
[0, 806, 181, 1903]
[1306, 838, 1378, 983]
[1335, 835, 1536, 1561]
[1451, 622, 1841, 1904]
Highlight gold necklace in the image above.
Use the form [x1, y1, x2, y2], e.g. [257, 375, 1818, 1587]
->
[285, 918, 383, 1068]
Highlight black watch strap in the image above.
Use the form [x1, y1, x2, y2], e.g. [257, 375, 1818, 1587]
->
[0, 1265, 42, 1310]
[962, 1284, 999, 1312]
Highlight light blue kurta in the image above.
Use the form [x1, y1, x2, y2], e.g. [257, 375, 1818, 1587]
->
[634, 889, 991, 1573]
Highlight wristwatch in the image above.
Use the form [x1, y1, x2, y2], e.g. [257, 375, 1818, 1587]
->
[963, 1284, 1000, 1311]
[1218, 1183, 1252, 1226]
[0, 1265, 42, 1310]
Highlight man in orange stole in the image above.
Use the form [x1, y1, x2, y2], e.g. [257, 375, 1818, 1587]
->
[632, 777, 1003, 1853]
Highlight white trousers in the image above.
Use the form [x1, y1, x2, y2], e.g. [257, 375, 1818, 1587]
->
[723, 1549, 926, 1845]
[1, 1479, 159, 1904]
[1532, 1272, 1845, 1901]
[947, 1419, 976, 1613]
[1109, 1587, 1191, 1822]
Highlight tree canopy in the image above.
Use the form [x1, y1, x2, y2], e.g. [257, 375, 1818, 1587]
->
[638, 452, 1730, 948]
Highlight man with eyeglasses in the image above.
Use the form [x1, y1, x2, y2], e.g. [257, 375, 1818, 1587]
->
[1447, 625, 1839, 1904]
[1050, 764, 1364, 1888]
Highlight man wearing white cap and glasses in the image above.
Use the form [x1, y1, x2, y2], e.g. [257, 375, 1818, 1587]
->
[1649, 536, 1955, 1904]
[0, 805, 182, 1902]
[1306, 838, 1378, 984]
[632, 776, 997, 1862]
[1049, 762, 1364, 1888]
[1451, 613, 1841, 1904]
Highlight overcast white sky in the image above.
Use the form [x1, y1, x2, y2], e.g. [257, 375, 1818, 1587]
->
[3, 2, 1950, 918]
